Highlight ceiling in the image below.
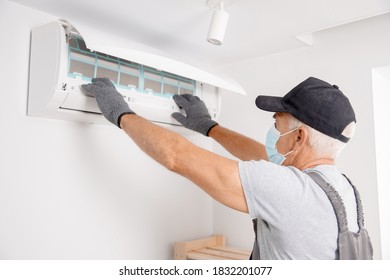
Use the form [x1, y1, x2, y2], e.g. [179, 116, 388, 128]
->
[9, 0, 390, 69]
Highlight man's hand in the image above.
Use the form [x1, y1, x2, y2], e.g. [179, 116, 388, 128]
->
[171, 94, 218, 136]
[81, 78, 134, 128]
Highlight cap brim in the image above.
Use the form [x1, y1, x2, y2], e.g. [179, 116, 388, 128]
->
[255, 95, 287, 112]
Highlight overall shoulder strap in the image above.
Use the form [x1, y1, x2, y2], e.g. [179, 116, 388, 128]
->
[342, 174, 365, 229]
[306, 171, 349, 232]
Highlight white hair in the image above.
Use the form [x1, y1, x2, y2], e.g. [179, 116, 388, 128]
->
[287, 116, 356, 159]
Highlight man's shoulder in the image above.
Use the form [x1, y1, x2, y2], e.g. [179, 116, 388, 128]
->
[239, 159, 308, 179]
[238, 160, 316, 192]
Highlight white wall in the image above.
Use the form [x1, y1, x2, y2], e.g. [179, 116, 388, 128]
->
[0, 0, 214, 259]
[215, 13, 390, 259]
[372, 67, 390, 259]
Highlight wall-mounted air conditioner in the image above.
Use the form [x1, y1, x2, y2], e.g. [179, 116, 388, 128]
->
[27, 20, 246, 130]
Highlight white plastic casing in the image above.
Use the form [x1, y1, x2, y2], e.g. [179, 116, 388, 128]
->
[27, 21, 246, 130]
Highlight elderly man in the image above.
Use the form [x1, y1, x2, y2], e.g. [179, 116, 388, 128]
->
[82, 76, 372, 259]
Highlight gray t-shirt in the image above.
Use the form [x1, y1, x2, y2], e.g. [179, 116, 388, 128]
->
[238, 160, 358, 260]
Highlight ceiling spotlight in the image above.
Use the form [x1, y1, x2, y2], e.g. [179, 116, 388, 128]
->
[207, 0, 229, 45]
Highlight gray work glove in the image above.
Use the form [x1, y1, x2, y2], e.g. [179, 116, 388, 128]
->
[171, 94, 218, 136]
[81, 78, 134, 128]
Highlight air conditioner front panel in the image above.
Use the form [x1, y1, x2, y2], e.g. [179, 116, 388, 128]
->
[71, 20, 247, 95]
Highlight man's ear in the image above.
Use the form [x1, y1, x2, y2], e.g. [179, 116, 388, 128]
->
[295, 126, 308, 147]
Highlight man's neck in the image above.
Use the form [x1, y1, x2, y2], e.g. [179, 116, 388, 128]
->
[296, 158, 335, 170]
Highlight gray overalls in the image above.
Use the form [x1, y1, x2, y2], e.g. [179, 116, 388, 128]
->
[249, 171, 373, 260]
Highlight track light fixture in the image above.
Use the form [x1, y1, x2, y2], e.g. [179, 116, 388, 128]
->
[207, 0, 229, 45]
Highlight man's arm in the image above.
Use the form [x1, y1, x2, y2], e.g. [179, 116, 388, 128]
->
[209, 125, 267, 161]
[171, 94, 267, 161]
[81, 78, 248, 212]
[120, 114, 248, 213]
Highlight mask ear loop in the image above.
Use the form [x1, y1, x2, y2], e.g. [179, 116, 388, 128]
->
[280, 127, 299, 137]
[280, 127, 300, 158]
[282, 149, 295, 157]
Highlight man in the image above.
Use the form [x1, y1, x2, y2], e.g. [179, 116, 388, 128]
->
[82, 76, 370, 259]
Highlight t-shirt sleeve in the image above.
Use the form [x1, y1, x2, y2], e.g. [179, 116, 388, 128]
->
[239, 160, 307, 223]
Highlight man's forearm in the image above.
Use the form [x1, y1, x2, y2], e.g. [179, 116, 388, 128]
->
[120, 114, 180, 170]
[208, 125, 267, 161]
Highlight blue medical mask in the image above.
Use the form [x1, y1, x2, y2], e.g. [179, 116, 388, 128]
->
[265, 125, 298, 165]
